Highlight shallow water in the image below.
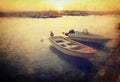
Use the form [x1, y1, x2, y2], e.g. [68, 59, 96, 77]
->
[0, 15, 120, 81]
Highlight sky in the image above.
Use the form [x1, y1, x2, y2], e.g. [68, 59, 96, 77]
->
[0, 0, 120, 11]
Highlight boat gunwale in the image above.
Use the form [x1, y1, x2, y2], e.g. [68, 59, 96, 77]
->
[68, 31, 110, 40]
[49, 36, 96, 54]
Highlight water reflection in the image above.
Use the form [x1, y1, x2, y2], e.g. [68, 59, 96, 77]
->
[50, 46, 97, 72]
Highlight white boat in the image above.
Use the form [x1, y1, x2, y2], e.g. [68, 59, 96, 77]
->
[49, 36, 96, 58]
[67, 30, 111, 45]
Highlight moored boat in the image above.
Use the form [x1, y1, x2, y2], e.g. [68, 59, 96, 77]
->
[65, 29, 111, 45]
[49, 36, 96, 58]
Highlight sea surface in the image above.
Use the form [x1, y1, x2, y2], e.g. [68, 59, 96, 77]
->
[0, 15, 120, 82]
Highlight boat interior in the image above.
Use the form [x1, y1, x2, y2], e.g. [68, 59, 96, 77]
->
[52, 37, 84, 50]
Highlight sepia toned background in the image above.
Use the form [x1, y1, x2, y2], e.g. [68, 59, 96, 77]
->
[0, 0, 120, 82]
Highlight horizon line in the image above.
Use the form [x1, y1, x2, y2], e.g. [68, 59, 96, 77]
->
[1, 10, 120, 12]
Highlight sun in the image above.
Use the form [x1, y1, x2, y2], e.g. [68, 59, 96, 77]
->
[47, 0, 73, 10]
[53, 2, 63, 10]
[49, 0, 64, 10]
[55, 3, 63, 10]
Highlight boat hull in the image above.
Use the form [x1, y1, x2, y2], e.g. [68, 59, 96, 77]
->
[68, 32, 110, 45]
[50, 37, 95, 58]
[69, 36, 108, 44]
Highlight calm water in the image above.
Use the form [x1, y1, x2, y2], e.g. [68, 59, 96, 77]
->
[0, 15, 120, 81]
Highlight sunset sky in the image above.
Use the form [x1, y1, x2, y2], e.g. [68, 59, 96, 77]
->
[0, 0, 120, 11]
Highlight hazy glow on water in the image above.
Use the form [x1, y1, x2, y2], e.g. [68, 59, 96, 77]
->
[0, 15, 120, 49]
[0, 15, 120, 77]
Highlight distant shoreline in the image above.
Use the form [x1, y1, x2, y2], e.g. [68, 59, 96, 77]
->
[0, 10, 120, 18]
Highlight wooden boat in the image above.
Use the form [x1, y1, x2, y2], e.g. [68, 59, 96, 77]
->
[49, 36, 96, 58]
[67, 30, 111, 45]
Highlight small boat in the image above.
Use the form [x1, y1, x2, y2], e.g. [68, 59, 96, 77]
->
[49, 36, 96, 58]
[66, 29, 111, 45]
